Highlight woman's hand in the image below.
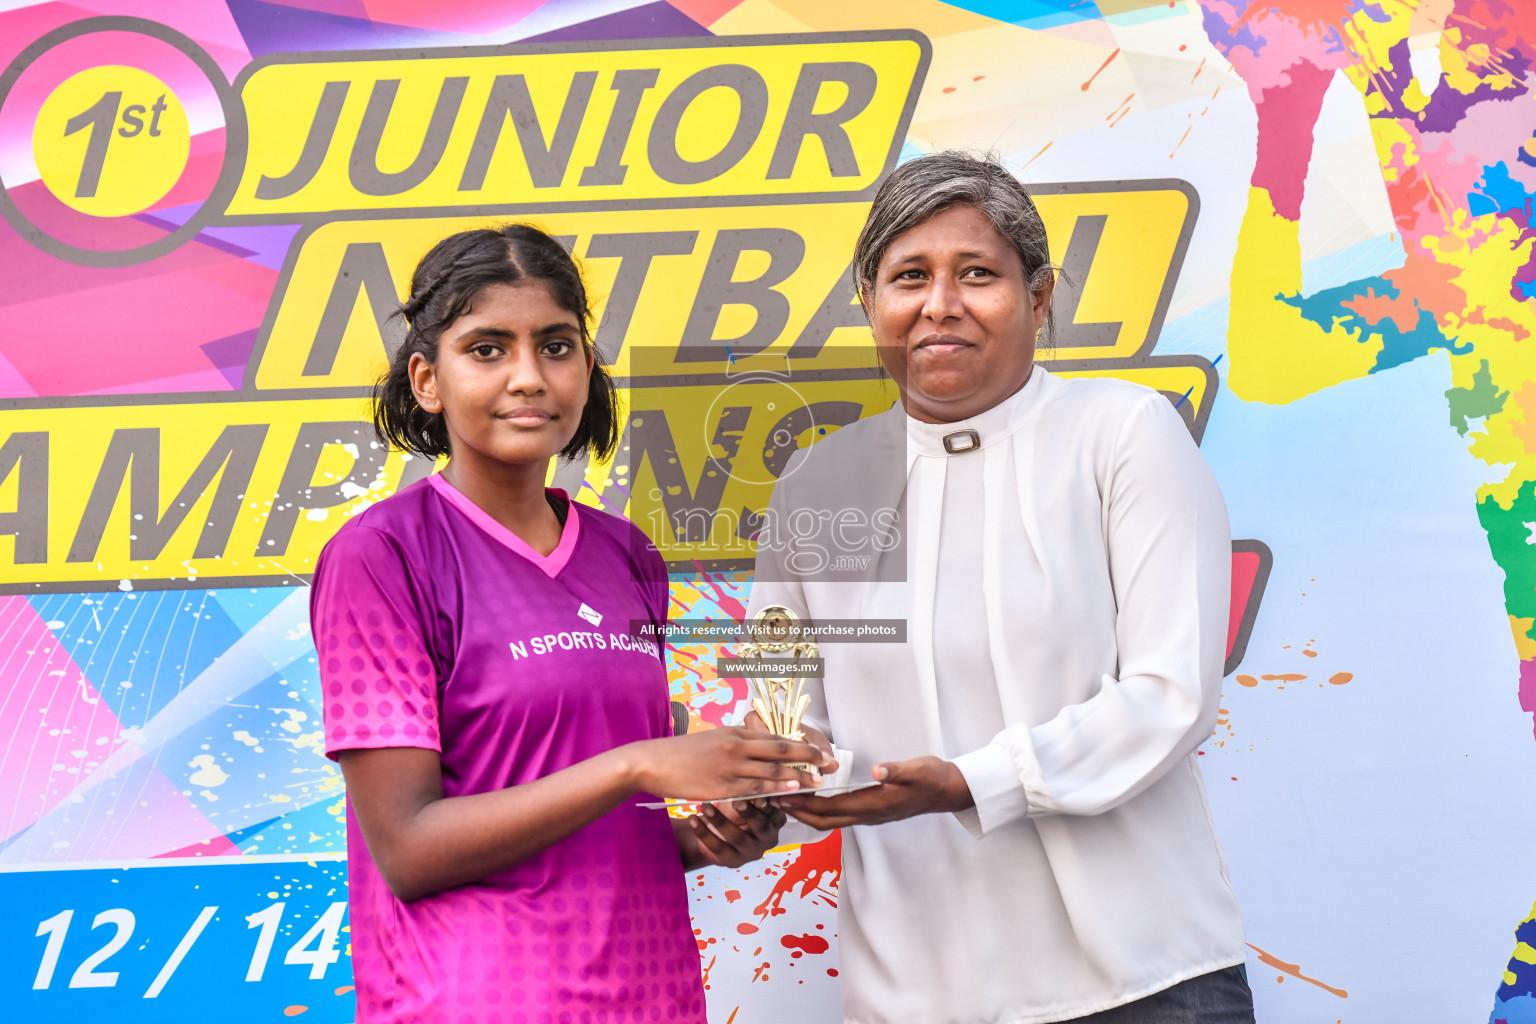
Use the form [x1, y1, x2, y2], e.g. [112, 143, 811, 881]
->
[675, 800, 788, 870]
[624, 727, 833, 802]
[773, 756, 974, 830]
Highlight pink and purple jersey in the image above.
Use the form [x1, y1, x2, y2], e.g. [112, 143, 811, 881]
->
[312, 473, 704, 1024]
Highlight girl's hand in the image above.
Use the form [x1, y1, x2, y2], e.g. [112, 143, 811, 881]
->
[625, 726, 835, 802]
[677, 799, 788, 870]
[772, 756, 973, 830]
[742, 709, 836, 767]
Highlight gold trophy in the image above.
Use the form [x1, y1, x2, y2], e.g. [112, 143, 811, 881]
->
[735, 605, 822, 778]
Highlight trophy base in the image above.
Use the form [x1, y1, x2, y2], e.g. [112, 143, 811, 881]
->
[784, 762, 822, 778]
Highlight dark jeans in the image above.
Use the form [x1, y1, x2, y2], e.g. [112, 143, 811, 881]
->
[1068, 965, 1256, 1023]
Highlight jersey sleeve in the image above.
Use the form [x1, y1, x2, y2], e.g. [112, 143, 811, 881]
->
[311, 523, 442, 759]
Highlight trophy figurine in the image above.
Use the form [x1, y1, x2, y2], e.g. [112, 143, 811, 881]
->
[735, 605, 822, 778]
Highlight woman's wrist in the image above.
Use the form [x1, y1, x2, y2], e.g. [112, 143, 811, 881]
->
[938, 758, 976, 814]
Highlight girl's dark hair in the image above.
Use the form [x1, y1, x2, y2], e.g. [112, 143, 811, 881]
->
[373, 224, 619, 462]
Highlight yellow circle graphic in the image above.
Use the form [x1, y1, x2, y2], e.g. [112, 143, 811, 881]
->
[33, 65, 191, 217]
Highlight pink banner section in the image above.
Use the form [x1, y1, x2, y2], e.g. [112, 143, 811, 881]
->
[0, 595, 128, 842]
[1228, 549, 1261, 660]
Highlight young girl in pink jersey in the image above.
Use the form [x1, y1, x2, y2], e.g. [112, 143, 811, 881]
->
[312, 224, 831, 1024]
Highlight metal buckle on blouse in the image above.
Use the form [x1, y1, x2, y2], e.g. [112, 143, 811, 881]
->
[942, 429, 980, 455]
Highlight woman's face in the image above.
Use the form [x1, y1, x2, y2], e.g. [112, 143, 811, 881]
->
[409, 279, 592, 467]
[866, 203, 1052, 424]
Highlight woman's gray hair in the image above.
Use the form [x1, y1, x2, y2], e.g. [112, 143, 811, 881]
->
[852, 151, 1058, 343]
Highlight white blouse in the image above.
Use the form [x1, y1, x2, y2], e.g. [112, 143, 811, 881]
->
[748, 367, 1247, 1024]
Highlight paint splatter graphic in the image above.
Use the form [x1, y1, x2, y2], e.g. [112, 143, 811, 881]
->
[667, 570, 753, 731]
[1248, 942, 1349, 998]
[1197, 3, 1536, 1015]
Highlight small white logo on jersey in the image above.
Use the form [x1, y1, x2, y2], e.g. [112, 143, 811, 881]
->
[577, 603, 603, 627]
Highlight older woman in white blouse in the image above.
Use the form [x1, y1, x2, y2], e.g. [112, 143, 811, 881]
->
[749, 152, 1254, 1024]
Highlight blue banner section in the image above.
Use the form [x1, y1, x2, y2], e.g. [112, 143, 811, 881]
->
[0, 858, 355, 1024]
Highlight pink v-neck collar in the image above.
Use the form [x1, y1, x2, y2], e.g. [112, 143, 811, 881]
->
[428, 473, 580, 579]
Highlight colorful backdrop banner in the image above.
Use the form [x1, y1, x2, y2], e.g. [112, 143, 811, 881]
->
[0, 2, 1531, 1023]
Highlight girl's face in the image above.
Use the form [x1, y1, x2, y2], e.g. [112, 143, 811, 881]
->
[865, 203, 1051, 424]
[409, 279, 593, 467]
